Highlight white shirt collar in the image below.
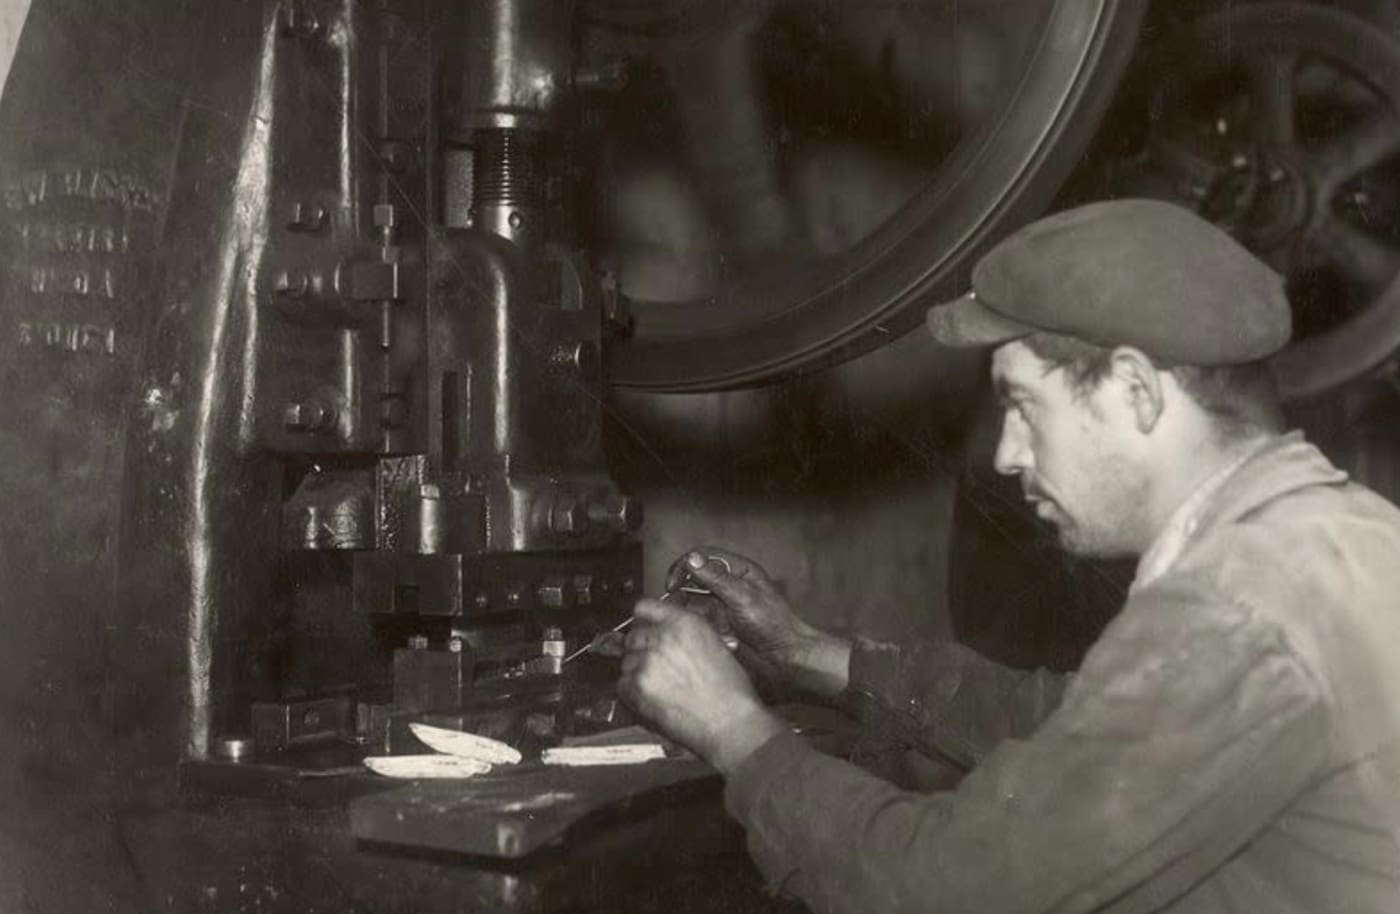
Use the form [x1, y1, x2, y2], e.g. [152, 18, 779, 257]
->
[1131, 438, 1272, 593]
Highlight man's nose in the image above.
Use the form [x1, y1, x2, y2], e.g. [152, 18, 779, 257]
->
[993, 412, 1029, 477]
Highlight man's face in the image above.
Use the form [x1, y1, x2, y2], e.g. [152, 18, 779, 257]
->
[990, 341, 1148, 558]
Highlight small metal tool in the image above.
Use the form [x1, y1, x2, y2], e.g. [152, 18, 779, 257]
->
[559, 556, 737, 666]
[559, 614, 636, 667]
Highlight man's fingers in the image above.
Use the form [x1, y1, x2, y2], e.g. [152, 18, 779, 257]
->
[693, 546, 763, 580]
[624, 626, 660, 652]
[633, 597, 683, 624]
[675, 554, 752, 605]
[664, 553, 703, 593]
[590, 631, 626, 657]
[665, 547, 764, 592]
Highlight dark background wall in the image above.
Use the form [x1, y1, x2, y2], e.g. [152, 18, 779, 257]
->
[611, 330, 985, 648]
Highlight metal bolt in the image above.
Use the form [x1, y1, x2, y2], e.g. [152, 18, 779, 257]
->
[550, 341, 598, 375]
[302, 709, 321, 728]
[505, 588, 524, 607]
[542, 626, 566, 663]
[373, 203, 398, 245]
[447, 637, 464, 654]
[273, 270, 310, 299]
[573, 574, 594, 606]
[474, 592, 490, 610]
[550, 494, 589, 536]
[213, 736, 254, 762]
[286, 202, 327, 232]
[587, 492, 643, 533]
[378, 140, 409, 174]
[537, 579, 567, 609]
[408, 634, 429, 650]
[508, 211, 524, 230]
[621, 578, 637, 595]
[282, 401, 337, 433]
[278, 2, 320, 38]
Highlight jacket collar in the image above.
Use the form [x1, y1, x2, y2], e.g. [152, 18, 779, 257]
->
[1192, 431, 1348, 532]
[1132, 431, 1347, 591]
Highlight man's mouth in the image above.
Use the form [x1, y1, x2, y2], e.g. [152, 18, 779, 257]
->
[1023, 489, 1057, 519]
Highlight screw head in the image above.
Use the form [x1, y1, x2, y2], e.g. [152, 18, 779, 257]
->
[287, 202, 327, 232]
[573, 574, 594, 606]
[587, 492, 643, 533]
[278, 2, 320, 38]
[549, 494, 589, 536]
[551, 341, 598, 375]
[273, 270, 310, 299]
[378, 140, 409, 174]
[537, 580, 568, 609]
[282, 401, 336, 433]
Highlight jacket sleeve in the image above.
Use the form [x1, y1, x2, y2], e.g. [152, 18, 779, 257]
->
[725, 585, 1329, 914]
[844, 638, 1072, 768]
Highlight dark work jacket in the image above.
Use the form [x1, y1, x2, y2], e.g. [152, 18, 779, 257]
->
[724, 434, 1400, 913]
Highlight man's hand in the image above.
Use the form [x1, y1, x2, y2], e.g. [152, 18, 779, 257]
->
[618, 598, 786, 773]
[667, 548, 853, 698]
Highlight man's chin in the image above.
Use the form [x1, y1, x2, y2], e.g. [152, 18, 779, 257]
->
[1056, 527, 1134, 561]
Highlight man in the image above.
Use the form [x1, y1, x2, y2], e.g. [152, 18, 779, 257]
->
[618, 199, 1400, 913]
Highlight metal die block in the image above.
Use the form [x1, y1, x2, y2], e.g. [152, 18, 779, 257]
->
[251, 695, 354, 753]
[281, 467, 376, 551]
[255, 319, 378, 454]
[354, 553, 466, 616]
[393, 645, 473, 714]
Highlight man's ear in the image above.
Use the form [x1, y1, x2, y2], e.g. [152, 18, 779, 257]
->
[1108, 346, 1164, 433]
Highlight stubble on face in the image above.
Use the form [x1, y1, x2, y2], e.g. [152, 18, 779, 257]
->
[1043, 445, 1146, 559]
[993, 343, 1149, 560]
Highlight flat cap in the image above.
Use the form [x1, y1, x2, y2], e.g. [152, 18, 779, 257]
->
[926, 199, 1291, 365]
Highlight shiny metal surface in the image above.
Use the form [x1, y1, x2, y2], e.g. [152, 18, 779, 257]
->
[0, 0, 644, 791]
[460, 0, 575, 130]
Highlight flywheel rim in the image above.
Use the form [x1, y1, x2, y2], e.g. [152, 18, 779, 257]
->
[605, 0, 1149, 391]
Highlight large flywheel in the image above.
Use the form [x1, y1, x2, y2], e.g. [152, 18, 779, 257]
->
[1095, 2, 1400, 400]
[593, 0, 1149, 390]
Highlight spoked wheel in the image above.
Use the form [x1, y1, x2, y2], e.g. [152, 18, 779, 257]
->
[590, 0, 1148, 391]
[1101, 2, 1400, 400]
